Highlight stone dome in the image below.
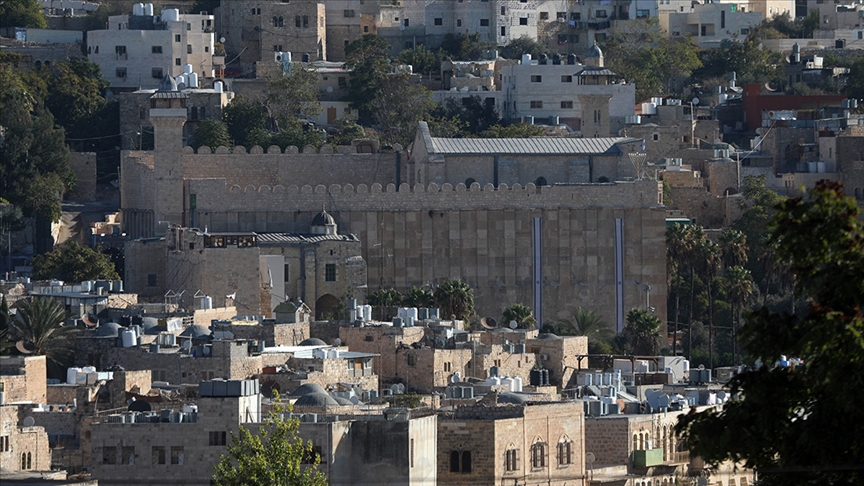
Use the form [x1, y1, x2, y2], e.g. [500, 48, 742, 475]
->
[290, 383, 328, 397]
[536, 333, 562, 340]
[141, 317, 160, 335]
[96, 322, 123, 338]
[310, 209, 335, 227]
[333, 396, 354, 405]
[299, 338, 327, 346]
[497, 392, 532, 404]
[294, 392, 339, 407]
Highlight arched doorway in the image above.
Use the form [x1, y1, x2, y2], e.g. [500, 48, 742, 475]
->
[315, 294, 341, 320]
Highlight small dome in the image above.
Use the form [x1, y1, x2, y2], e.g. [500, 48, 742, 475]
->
[96, 322, 123, 338]
[290, 383, 328, 397]
[586, 42, 603, 58]
[537, 333, 562, 340]
[310, 209, 335, 227]
[333, 396, 354, 405]
[294, 392, 340, 407]
[158, 73, 178, 92]
[497, 392, 532, 404]
[299, 338, 327, 346]
[179, 325, 211, 338]
[142, 317, 160, 335]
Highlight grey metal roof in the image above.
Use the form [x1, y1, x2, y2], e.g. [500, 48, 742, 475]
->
[579, 68, 617, 76]
[256, 232, 360, 245]
[150, 91, 188, 99]
[427, 137, 636, 155]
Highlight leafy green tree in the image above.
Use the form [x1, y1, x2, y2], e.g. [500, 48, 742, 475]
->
[32, 241, 120, 282]
[0, 0, 47, 28]
[695, 38, 783, 86]
[269, 118, 324, 151]
[438, 32, 490, 61]
[718, 229, 748, 270]
[431, 96, 499, 136]
[345, 34, 393, 121]
[9, 298, 77, 373]
[502, 303, 536, 329]
[327, 117, 366, 146]
[676, 181, 864, 486]
[369, 80, 435, 146]
[501, 36, 550, 60]
[434, 279, 475, 321]
[213, 394, 327, 486]
[265, 67, 321, 125]
[696, 238, 721, 368]
[478, 123, 546, 138]
[189, 119, 231, 150]
[724, 265, 753, 364]
[621, 308, 662, 355]
[44, 59, 110, 138]
[366, 288, 401, 320]
[666, 223, 693, 355]
[25, 173, 66, 223]
[402, 286, 435, 308]
[191, 0, 221, 14]
[398, 45, 439, 75]
[849, 55, 864, 101]
[222, 96, 269, 148]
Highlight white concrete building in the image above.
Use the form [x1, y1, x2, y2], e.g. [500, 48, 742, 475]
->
[663, 2, 764, 48]
[87, 5, 215, 91]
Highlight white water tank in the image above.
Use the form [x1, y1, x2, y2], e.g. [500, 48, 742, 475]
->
[133, 3, 145, 16]
[512, 376, 522, 392]
[188, 72, 198, 88]
[66, 367, 82, 385]
[184, 63, 193, 74]
[522, 53, 532, 65]
[327, 348, 339, 359]
[501, 377, 514, 391]
[162, 8, 179, 22]
[144, 3, 154, 16]
[121, 329, 136, 348]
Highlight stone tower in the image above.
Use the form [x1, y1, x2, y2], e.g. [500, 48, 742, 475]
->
[579, 94, 613, 139]
[149, 74, 187, 229]
[585, 41, 604, 68]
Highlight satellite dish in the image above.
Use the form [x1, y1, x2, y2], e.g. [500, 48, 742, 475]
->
[764, 82, 778, 92]
[326, 86, 333, 93]
[16, 340, 36, 354]
[333, 338, 342, 346]
[182, 340, 192, 350]
[82, 313, 99, 328]
[219, 37, 225, 43]
[509, 320, 518, 329]
[451, 372, 461, 383]
[22, 416, 35, 427]
[480, 317, 498, 329]
[698, 364, 705, 370]
[716, 390, 727, 402]
[691, 97, 700, 106]
[586, 452, 596, 464]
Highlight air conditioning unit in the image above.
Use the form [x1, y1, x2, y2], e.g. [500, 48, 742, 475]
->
[275, 51, 283, 62]
[539, 354, 550, 361]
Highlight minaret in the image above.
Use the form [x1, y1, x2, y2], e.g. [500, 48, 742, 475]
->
[149, 74, 188, 231]
[585, 40, 604, 68]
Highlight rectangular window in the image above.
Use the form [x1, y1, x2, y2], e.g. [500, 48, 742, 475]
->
[501, 26, 506, 36]
[502, 6, 507, 15]
[344, 10, 355, 17]
[457, 19, 462, 27]
[531, 75, 542, 82]
[296, 16, 301, 27]
[209, 431, 227, 446]
[561, 101, 574, 108]
[558, 12, 568, 21]
[187, 44, 192, 54]
[122, 446, 135, 465]
[175, 34, 181, 42]
[530, 101, 543, 109]
[150, 446, 165, 465]
[571, 12, 581, 20]
[186, 23, 191, 31]
[480, 19, 490, 26]
[103, 446, 117, 465]
[540, 12, 549, 20]
[116, 67, 127, 78]
[403, 19, 409, 27]
[152, 46, 162, 54]
[520, 17, 528, 25]
[116, 45, 126, 54]
[170, 446, 184, 465]
[205, 46, 210, 52]
[596, 10, 607, 17]
[338, 76, 347, 88]
[303, 15, 309, 28]
[434, 17, 442, 25]
[325, 263, 336, 282]
[152, 68, 163, 79]
[561, 75, 572, 82]
[175, 58, 182, 66]
[410, 438, 414, 468]
[637, 9, 650, 18]
[407, 354, 416, 366]
[444, 362, 452, 372]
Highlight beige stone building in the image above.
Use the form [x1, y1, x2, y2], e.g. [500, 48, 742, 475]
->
[1, 356, 48, 404]
[0, 355, 51, 473]
[437, 399, 586, 485]
[87, 7, 215, 91]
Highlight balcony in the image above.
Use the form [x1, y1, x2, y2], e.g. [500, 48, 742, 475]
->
[633, 448, 664, 467]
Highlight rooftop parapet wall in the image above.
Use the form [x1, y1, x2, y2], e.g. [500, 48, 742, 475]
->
[187, 180, 664, 214]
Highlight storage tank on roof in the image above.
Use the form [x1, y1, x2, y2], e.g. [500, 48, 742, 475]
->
[144, 3, 154, 16]
[133, 3, 144, 16]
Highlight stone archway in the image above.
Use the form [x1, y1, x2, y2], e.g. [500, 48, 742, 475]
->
[315, 294, 341, 320]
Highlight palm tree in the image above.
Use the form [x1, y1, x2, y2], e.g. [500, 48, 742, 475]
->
[554, 306, 614, 353]
[697, 239, 720, 370]
[401, 286, 435, 308]
[9, 297, 77, 370]
[434, 279, 475, 322]
[623, 308, 662, 356]
[666, 223, 691, 356]
[725, 265, 754, 365]
[683, 225, 706, 360]
[502, 303, 536, 329]
[366, 288, 401, 320]
[719, 229, 748, 270]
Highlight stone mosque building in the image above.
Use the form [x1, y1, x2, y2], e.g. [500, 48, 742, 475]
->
[122, 78, 667, 328]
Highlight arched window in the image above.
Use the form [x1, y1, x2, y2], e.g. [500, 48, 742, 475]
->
[278, 16, 284, 27]
[535, 176, 548, 186]
[27, 452, 32, 469]
[450, 450, 460, 472]
[557, 437, 573, 465]
[22, 453, 27, 469]
[465, 177, 476, 186]
[461, 451, 472, 473]
[273, 16, 278, 27]
[531, 442, 547, 468]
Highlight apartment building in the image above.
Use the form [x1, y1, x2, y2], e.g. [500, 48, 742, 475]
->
[87, 6, 215, 91]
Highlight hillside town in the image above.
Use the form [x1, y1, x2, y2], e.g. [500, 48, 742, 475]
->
[1, 0, 864, 485]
